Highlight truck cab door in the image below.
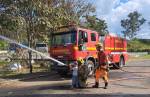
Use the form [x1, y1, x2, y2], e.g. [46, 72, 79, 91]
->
[78, 30, 88, 51]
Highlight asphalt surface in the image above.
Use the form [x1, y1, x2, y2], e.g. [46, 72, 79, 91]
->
[1, 60, 150, 97]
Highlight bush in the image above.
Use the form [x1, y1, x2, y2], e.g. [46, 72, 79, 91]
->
[127, 39, 150, 52]
[0, 41, 8, 50]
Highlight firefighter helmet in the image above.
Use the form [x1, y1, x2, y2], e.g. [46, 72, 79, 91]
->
[95, 43, 103, 47]
[77, 57, 84, 64]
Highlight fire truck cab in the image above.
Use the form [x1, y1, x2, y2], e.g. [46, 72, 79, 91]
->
[50, 26, 128, 75]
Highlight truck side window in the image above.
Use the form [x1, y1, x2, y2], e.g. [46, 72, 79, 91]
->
[83, 32, 88, 42]
[91, 33, 96, 41]
[78, 30, 88, 44]
[78, 30, 88, 51]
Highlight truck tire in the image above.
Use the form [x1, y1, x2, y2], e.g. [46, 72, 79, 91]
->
[86, 60, 94, 76]
[113, 57, 124, 69]
[119, 57, 124, 68]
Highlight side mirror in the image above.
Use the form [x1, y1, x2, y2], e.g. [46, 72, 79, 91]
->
[83, 37, 88, 42]
[83, 32, 88, 42]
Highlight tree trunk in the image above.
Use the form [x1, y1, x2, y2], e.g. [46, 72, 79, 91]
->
[28, 32, 33, 74]
[28, 50, 32, 73]
[27, 20, 33, 74]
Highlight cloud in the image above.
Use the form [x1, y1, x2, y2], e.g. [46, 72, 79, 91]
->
[95, 0, 120, 15]
[96, 0, 150, 39]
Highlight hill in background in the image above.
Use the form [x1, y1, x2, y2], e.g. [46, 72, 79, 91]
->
[128, 39, 150, 52]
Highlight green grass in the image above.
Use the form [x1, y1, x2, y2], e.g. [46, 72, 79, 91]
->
[0, 61, 9, 68]
[0, 70, 51, 79]
[0, 41, 8, 50]
[0, 63, 51, 79]
[0, 61, 9, 65]
[128, 54, 150, 62]
[141, 54, 150, 59]
[0, 70, 17, 78]
[128, 39, 150, 52]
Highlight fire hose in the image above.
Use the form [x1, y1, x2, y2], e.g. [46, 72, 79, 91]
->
[0, 35, 66, 66]
[87, 62, 150, 86]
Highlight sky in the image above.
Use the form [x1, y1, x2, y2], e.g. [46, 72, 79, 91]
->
[94, 0, 150, 39]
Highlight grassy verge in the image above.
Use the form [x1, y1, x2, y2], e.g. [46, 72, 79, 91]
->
[128, 54, 150, 62]
[0, 62, 51, 79]
[0, 61, 9, 68]
[1, 55, 149, 79]
[142, 54, 150, 59]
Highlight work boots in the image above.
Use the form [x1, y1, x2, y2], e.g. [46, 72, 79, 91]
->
[104, 82, 108, 89]
[92, 82, 99, 88]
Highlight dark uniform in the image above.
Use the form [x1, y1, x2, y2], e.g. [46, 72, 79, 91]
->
[78, 64, 89, 88]
[77, 58, 89, 88]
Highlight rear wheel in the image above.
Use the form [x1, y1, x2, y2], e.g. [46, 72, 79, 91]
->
[119, 57, 124, 68]
[113, 57, 124, 69]
[86, 60, 95, 76]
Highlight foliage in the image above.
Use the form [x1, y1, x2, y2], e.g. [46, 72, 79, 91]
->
[128, 38, 150, 52]
[1, 0, 69, 43]
[0, 41, 8, 50]
[58, 0, 96, 25]
[0, 0, 96, 73]
[0, 0, 95, 43]
[84, 15, 108, 35]
[121, 11, 146, 39]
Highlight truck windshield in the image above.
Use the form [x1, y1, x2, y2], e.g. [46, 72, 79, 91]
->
[52, 31, 76, 46]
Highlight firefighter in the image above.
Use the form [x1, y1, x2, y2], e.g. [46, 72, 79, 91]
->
[77, 58, 89, 88]
[92, 43, 109, 89]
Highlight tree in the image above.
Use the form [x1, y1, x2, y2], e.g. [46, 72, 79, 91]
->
[121, 11, 146, 39]
[58, 0, 95, 24]
[0, 0, 96, 73]
[0, 0, 72, 73]
[84, 15, 108, 35]
[0, 0, 95, 41]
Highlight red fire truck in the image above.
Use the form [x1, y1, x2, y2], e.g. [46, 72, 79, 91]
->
[50, 26, 128, 75]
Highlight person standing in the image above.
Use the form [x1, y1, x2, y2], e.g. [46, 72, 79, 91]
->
[69, 62, 78, 88]
[92, 43, 109, 89]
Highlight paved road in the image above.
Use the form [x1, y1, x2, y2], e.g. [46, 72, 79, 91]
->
[1, 60, 150, 97]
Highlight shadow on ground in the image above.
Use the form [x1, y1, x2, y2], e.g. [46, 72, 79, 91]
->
[0, 71, 71, 82]
[4, 94, 150, 97]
